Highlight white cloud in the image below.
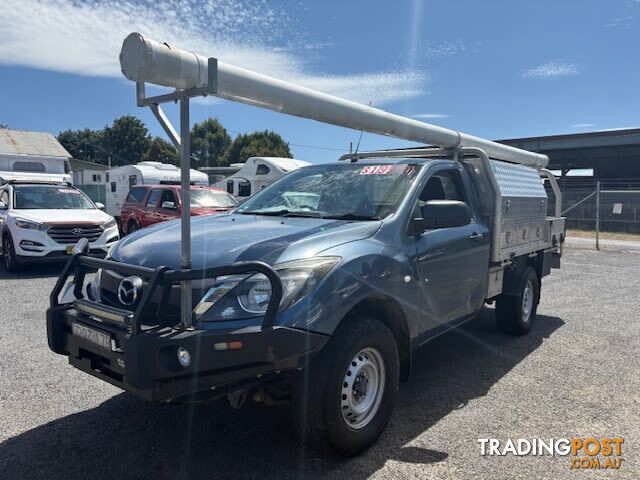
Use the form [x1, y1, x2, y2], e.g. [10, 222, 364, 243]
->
[0, 0, 426, 105]
[571, 123, 595, 129]
[423, 40, 466, 58]
[605, 16, 633, 29]
[523, 61, 580, 79]
[411, 113, 450, 119]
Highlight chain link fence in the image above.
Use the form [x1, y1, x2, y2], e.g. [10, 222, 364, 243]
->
[548, 178, 640, 246]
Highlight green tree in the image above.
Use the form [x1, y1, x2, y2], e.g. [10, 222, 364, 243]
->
[222, 130, 291, 165]
[142, 137, 179, 165]
[57, 128, 104, 162]
[190, 118, 231, 168]
[101, 115, 150, 166]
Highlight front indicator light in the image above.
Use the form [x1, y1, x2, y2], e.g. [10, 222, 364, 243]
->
[213, 341, 243, 351]
[177, 347, 191, 367]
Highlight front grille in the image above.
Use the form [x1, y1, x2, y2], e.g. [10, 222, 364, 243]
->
[47, 224, 103, 243]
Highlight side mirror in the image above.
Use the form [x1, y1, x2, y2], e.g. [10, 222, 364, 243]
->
[95, 202, 105, 210]
[413, 200, 471, 233]
[161, 200, 176, 210]
[0, 201, 7, 210]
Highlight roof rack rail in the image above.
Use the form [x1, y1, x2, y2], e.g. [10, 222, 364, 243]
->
[339, 147, 460, 162]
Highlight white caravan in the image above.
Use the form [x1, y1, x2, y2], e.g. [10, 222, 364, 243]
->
[214, 157, 310, 200]
[0, 155, 72, 184]
[105, 161, 208, 218]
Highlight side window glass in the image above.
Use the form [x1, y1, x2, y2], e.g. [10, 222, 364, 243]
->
[146, 189, 162, 208]
[418, 170, 467, 206]
[1, 190, 8, 205]
[159, 189, 176, 208]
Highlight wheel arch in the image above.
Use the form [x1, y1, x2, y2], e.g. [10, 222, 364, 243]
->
[341, 295, 412, 381]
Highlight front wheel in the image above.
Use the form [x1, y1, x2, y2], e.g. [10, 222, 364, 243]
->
[293, 316, 399, 456]
[496, 266, 539, 335]
[2, 234, 23, 273]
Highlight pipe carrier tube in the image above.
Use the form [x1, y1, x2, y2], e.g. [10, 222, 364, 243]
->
[120, 32, 548, 169]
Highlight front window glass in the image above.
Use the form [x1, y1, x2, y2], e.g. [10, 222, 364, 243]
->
[237, 162, 421, 220]
[14, 185, 95, 209]
[190, 189, 238, 208]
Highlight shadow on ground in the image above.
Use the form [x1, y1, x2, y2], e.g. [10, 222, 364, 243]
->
[0, 262, 63, 280]
[0, 310, 564, 480]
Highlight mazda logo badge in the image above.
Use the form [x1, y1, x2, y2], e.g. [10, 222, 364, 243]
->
[117, 276, 143, 306]
[71, 227, 84, 235]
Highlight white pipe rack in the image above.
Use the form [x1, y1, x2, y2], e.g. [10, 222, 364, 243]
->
[120, 33, 549, 169]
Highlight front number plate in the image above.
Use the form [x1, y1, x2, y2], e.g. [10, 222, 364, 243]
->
[72, 323, 111, 351]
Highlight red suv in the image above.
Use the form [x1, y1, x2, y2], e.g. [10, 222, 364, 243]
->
[120, 185, 238, 235]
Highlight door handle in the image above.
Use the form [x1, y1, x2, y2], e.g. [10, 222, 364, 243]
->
[469, 232, 484, 240]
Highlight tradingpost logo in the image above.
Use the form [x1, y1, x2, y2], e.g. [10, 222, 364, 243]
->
[478, 437, 624, 470]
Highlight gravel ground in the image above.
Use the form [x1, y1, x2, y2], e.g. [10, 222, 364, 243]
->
[0, 248, 639, 480]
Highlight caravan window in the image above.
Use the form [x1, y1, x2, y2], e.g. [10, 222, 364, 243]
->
[125, 187, 147, 203]
[12, 161, 46, 173]
[129, 175, 137, 187]
[256, 164, 270, 176]
[110, 182, 117, 193]
[227, 180, 234, 194]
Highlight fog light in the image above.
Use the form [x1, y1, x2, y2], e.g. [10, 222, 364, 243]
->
[177, 347, 191, 367]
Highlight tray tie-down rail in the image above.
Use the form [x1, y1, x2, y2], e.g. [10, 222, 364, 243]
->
[50, 249, 284, 334]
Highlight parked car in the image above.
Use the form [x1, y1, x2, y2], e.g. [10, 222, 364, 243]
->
[105, 161, 209, 219]
[120, 184, 238, 235]
[0, 180, 119, 272]
[47, 151, 565, 455]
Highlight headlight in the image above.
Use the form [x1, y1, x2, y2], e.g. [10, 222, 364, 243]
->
[103, 218, 117, 229]
[14, 218, 48, 231]
[194, 256, 340, 321]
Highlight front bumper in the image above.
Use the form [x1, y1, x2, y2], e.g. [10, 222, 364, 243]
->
[12, 225, 119, 259]
[47, 305, 327, 402]
[46, 254, 328, 402]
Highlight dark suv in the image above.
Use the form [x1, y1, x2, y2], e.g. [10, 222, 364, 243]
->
[120, 184, 237, 234]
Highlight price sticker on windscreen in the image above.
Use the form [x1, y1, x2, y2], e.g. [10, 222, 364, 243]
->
[359, 165, 415, 175]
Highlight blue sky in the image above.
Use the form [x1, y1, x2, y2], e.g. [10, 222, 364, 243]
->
[1, 0, 639, 163]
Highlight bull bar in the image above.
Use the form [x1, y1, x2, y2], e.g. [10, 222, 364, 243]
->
[46, 252, 328, 402]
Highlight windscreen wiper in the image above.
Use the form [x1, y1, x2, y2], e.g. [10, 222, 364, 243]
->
[323, 213, 381, 221]
[239, 209, 324, 218]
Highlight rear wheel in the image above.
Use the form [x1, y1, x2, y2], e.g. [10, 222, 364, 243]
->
[293, 316, 399, 456]
[127, 221, 139, 234]
[496, 266, 539, 335]
[2, 234, 22, 273]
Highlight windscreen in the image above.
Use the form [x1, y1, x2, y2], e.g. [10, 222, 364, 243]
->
[237, 163, 421, 220]
[13, 185, 96, 209]
[190, 189, 238, 208]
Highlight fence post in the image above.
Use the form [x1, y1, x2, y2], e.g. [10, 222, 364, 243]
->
[596, 180, 601, 251]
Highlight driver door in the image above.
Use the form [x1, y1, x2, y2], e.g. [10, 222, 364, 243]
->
[412, 167, 490, 330]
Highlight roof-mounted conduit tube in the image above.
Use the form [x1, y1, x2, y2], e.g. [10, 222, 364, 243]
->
[120, 33, 548, 169]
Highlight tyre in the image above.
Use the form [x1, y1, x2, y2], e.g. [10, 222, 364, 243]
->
[127, 221, 139, 234]
[293, 316, 399, 456]
[2, 234, 23, 273]
[496, 266, 539, 335]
